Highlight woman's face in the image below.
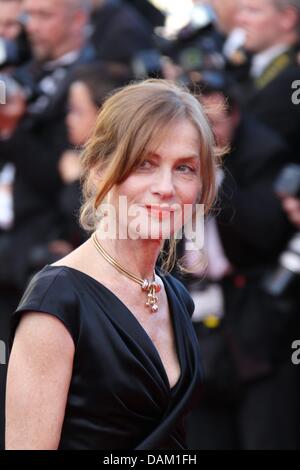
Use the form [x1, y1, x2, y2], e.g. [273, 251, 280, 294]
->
[66, 82, 99, 146]
[106, 119, 202, 241]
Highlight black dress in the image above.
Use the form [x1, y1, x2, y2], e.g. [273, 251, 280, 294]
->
[9, 265, 202, 450]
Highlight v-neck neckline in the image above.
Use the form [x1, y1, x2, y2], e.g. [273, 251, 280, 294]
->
[45, 264, 184, 394]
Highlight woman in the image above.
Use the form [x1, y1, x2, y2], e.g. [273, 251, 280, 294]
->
[5, 79, 217, 450]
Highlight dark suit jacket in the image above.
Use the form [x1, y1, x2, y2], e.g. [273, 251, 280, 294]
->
[240, 48, 300, 157]
[217, 117, 293, 268]
[215, 117, 298, 372]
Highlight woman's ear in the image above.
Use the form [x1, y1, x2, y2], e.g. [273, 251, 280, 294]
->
[281, 6, 299, 32]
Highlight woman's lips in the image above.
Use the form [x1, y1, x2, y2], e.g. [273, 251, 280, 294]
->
[144, 205, 177, 219]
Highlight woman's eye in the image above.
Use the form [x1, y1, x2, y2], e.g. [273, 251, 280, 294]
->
[177, 164, 196, 173]
[138, 160, 153, 169]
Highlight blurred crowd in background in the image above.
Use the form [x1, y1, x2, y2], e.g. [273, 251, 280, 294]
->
[0, 0, 300, 450]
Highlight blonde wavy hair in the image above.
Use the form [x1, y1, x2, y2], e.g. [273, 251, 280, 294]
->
[79, 79, 221, 272]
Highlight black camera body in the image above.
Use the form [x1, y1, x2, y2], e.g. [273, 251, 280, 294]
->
[131, 4, 224, 80]
[262, 234, 300, 296]
[0, 30, 31, 70]
[262, 164, 300, 297]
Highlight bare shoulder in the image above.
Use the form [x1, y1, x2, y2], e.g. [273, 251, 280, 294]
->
[13, 311, 75, 360]
[6, 312, 74, 450]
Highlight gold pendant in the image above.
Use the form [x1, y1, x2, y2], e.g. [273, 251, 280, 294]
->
[142, 279, 161, 313]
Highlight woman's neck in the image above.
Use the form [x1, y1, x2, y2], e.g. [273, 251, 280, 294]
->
[94, 230, 162, 281]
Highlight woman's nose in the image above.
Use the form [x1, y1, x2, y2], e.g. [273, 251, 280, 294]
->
[151, 168, 175, 199]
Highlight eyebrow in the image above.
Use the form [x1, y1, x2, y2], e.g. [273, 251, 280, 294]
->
[147, 152, 200, 161]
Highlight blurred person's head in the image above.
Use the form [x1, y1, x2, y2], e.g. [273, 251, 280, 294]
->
[209, 0, 240, 34]
[201, 90, 240, 148]
[0, 0, 22, 40]
[90, 0, 105, 8]
[67, 64, 129, 146]
[190, 72, 241, 147]
[237, 0, 300, 53]
[67, 81, 99, 147]
[22, 0, 91, 61]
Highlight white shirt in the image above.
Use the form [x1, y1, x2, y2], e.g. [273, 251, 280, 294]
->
[0, 163, 15, 230]
[223, 28, 246, 59]
[43, 50, 80, 71]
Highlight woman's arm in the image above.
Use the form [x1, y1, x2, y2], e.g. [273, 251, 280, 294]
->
[5, 312, 75, 450]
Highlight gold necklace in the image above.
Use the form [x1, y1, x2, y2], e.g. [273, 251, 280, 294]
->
[91, 232, 161, 313]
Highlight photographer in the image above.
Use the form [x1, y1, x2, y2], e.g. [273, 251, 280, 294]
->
[0, 0, 96, 287]
[186, 74, 300, 450]
[236, 0, 300, 156]
[0, 1, 97, 449]
[0, 0, 22, 41]
[0, 0, 32, 73]
[265, 164, 300, 295]
[0, 0, 29, 231]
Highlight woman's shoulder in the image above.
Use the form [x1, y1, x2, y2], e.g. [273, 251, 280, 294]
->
[159, 270, 195, 318]
[17, 264, 79, 307]
[11, 265, 80, 348]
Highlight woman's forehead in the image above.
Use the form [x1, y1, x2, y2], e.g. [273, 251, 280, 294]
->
[145, 120, 201, 152]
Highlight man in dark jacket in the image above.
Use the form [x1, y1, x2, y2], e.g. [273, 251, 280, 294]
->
[236, 0, 300, 156]
[186, 79, 300, 449]
[0, 0, 97, 449]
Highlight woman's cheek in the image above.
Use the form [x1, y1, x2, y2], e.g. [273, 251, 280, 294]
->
[123, 174, 151, 195]
[179, 180, 200, 205]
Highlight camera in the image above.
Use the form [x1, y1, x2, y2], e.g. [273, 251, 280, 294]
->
[262, 233, 300, 296]
[132, 4, 224, 80]
[131, 49, 163, 79]
[0, 29, 31, 70]
[262, 164, 300, 296]
[0, 66, 40, 110]
[170, 3, 224, 74]
[0, 73, 23, 100]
